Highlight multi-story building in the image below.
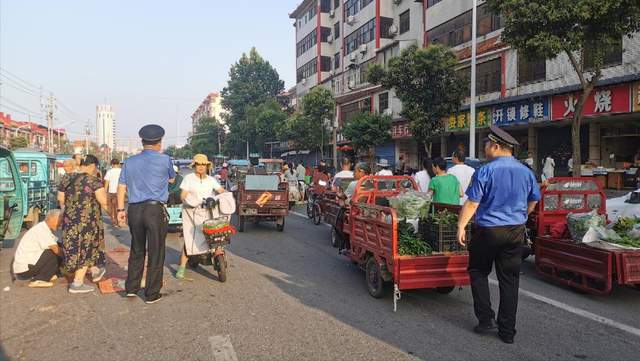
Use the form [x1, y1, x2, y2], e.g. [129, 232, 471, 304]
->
[290, 0, 640, 175]
[191, 92, 225, 132]
[96, 104, 115, 151]
[1, 112, 67, 151]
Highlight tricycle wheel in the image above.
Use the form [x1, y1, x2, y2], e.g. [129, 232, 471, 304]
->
[276, 217, 285, 232]
[214, 254, 227, 282]
[312, 204, 322, 225]
[330, 227, 341, 248]
[366, 257, 387, 298]
[237, 216, 245, 232]
[436, 286, 455, 294]
[306, 200, 313, 218]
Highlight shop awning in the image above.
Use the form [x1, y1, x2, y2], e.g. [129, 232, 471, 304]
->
[281, 150, 311, 157]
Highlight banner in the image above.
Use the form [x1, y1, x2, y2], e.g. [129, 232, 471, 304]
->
[551, 83, 630, 120]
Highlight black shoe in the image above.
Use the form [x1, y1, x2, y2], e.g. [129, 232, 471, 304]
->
[499, 333, 514, 344]
[473, 320, 498, 334]
[145, 294, 162, 304]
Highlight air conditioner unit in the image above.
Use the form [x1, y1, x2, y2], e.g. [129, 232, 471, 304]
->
[388, 24, 398, 35]
[301, 78, 307, 85]
[348, 80, 356, 89]
[327, 34, 333, 43]
[349, 53, 357, 62]
[329, 9, 335, 18]
[383, 108, 393, 116]
[329, 70, 335, 76]
[359, 44, 368, 53]
[393, 0, 402, 5]
[347, 15, 356, 25]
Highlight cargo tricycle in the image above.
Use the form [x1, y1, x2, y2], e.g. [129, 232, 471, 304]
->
[236, 175, 288, 232]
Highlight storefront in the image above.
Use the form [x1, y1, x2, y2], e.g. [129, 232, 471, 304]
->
[391, 121, 421, 172]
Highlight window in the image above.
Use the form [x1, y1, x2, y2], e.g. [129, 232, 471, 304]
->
[380, 17, 394, 39]
[458, 58, 502, 95]
[321, 56, 332, 72]
[344, 18, 376, 55]
[359, 59, 374, 85]
[18, 162, 29, 174]
[334, 22, 340, 38]
[399, 10, 410, 34]
[380, 44, 400, 69]
[345, 0, 373, 17]
[297, 29, 317, 57]
[321, 0, 331, 13]
[518, 53, 546, 85]
[340, 97, 372, 122]
[427, 0, 443, 6]
[297, 4, 317, 27]
[378, 92, 389, 113]
[583, 37, 623, 69]
[334, 52, 341, 69]
[0, 159, 16, 192]
[427, 4, 502, 47]
[297, 58, 318, 83]
[321, 27, 332, 42]
[334, 0, 340, 9]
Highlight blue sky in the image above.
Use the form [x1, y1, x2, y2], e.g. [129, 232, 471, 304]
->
[0, 0, 300, 146]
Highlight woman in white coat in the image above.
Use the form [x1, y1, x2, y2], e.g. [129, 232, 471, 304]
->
[542, 155, 556, 181]
[176, 154, 225, 279]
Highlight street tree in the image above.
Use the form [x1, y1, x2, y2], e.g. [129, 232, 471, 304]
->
[341, 112, 391, 163]
[9, 136, 28, 149]
[221, 48, 285, 156]
[277, 113, 314, 153]
[299, 87, 335, 155]
[486, 0, 640, 176]
[243, 99, 288, 155]
[368, 44, 467, 157]
[189, 117, 224, 160]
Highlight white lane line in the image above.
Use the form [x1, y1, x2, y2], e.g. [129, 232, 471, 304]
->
[488, 279, 640, 338]
[290, 211, 332, 228]
[209, 335, 239, 361]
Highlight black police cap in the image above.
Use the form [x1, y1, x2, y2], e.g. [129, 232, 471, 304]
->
[484, 125, 519, 148]
[138, 124, 165, 142]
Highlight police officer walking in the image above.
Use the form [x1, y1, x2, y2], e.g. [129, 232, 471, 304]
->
[457, 125, 540, 344]
[117, 124, 176, 304]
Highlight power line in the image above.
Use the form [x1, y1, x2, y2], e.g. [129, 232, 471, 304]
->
[0, 74, 39, 96]
[0, 96, 43, 118]
[0, 67, 42, 92]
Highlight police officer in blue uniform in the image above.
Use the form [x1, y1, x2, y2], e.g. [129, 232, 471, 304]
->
[117, 124, 176, 304]
[457, 125, 541, 344]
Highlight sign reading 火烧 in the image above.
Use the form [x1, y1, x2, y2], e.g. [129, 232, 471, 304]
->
[551, 83, 631, 120]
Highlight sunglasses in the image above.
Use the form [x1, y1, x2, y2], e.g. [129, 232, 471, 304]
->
[195, 163, 209, 166]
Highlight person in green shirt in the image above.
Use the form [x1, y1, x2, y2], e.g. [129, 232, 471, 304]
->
[428, 157, 463, 205]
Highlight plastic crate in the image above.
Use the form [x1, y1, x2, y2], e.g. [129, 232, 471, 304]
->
[419, 219, 470, 252]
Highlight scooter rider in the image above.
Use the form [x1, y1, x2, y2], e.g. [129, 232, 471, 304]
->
[176, 154, 225, 279]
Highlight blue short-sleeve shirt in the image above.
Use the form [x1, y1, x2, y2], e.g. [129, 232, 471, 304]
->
[466, 156, 540, 227]
[119, 150, 176, 203]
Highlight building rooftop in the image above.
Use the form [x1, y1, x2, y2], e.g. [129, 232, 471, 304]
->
[289, 0, 316, 19]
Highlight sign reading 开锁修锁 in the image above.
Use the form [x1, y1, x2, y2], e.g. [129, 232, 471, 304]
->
[490, 98, 550, 126]
[551, 83, 631, 120]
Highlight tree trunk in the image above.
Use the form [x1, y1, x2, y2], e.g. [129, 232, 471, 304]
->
[571, 86, 593, 178]
[423, 142, 431, 159]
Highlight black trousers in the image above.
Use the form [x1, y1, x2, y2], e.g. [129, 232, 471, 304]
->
[16, 249, 59, 282]
[468, 225, 525, 338]
[125, 203, 168, 299]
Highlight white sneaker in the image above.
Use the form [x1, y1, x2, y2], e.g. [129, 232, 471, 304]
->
[68, 283, 95, 294]
[91, 267, 106, 283]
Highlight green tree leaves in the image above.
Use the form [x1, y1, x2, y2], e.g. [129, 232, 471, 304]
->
[341, 112, 391, 157]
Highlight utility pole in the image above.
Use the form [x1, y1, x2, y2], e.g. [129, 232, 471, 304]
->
[85, 119, 90, 155]
[469, 0, 478, 158]
[41, 93, 57, 153]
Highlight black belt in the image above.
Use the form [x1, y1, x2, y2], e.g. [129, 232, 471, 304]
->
[130, 200, 165, 206]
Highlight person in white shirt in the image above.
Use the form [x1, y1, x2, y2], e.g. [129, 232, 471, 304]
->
[376, 158, 394, 176]
[103, 159, 122, 226]
[524, 152, 534, 169]
[542, 155, 555, 181]
[13, 210, 63, 288]
[567, 157, 574, 176]
[413, 159, 431, 193]
[333, 158, 354, 189]
[177, 154, 226, 279]
[448, 150, 476, 205]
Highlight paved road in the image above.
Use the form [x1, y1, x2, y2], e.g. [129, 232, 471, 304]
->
[1, 208, 639, 361]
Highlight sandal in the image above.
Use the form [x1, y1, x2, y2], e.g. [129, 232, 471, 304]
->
[175, 266, 186, 279]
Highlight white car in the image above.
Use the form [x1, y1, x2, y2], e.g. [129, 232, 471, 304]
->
[607, 189, 640, 222]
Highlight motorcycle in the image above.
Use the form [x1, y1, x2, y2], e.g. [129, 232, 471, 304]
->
[186, 196, 235, 282]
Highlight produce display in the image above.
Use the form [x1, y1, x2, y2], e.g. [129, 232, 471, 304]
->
[387, 190, 431, 220]
[606, 217, 640, 248]
[421, 209, 468, 252]
[567, 210, 606, 242]
[424, 209, 458, 226]
[202, 218, 235, 237]
[398, 221, 432, 256]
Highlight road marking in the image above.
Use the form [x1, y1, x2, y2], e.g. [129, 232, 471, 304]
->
[209, 335, 238, 361]
[290, 210, 332, 228]
[488, 279, 640, 338]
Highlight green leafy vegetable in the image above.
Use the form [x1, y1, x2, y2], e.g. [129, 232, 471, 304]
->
[398, 221, 432, 256]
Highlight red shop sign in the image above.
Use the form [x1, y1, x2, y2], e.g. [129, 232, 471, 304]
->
[551, 83, 630, 121]
[391, 122, 412, 139]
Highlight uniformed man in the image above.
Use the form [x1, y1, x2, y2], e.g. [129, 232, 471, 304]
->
[247, 153, 266, 175]
[457, 125, 540, 344]
[117, 124, 176, 304]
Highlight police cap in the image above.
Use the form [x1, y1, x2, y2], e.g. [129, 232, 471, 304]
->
[484, 125, 519, 148]
[138, 124, 165, 142]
